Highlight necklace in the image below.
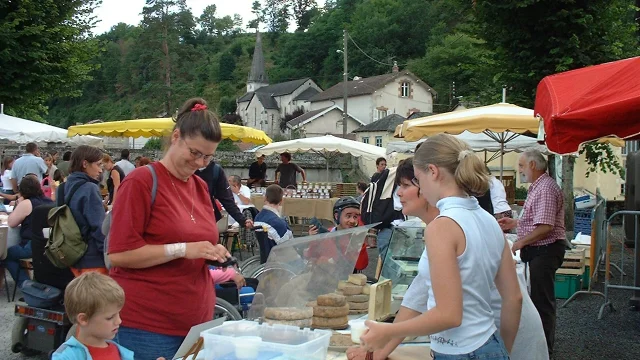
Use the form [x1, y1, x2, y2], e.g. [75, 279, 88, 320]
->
[167, 170, 196, 223]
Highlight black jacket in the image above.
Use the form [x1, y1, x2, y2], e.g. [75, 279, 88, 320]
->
[195, 162, 247, 226]
[361, 168, 405, 230]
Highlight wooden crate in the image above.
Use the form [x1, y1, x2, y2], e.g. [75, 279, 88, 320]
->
[557, 249, 586, 276]
[368, 279, 392, 322]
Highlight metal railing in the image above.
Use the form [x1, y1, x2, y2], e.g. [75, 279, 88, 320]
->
[598, 209, 640, 319]
[562, 190, 607, 308]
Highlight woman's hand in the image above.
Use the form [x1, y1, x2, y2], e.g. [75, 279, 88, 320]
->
[308, 225, 319, 235]
[345, 346, 369, 360]
[233, 273, 246, 289]
[185, 242, 230, 261]
[360, 321, 393, 352]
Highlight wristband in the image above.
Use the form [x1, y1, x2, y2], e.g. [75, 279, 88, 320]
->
[164, 242, 186, 258]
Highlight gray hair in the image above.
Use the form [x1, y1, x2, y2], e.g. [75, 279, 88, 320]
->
[521, 148, 547, 172]
[228, 175, 241, 185]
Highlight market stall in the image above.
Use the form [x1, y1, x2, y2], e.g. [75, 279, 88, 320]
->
[251, 196, 338, 222]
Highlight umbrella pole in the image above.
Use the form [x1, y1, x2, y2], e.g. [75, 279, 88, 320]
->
[326, 158, 330, 182]
[500, 141, 504, 181]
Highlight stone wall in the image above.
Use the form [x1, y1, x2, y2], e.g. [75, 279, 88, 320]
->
[1, 145, 358, 183]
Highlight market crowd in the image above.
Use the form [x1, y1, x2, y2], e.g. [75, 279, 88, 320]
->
[0, 96, 564, 360]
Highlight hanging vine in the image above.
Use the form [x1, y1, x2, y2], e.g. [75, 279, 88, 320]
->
[579, 142, 625, 179]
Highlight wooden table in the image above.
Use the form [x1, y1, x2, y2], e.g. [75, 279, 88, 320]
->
[251, 195, 339, 222]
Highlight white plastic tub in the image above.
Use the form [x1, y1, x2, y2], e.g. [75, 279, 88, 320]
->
[201, 320, 331, 360]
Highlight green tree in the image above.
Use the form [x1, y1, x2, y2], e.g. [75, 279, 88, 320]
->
[199, 4, 218, 35]
[218, 53, 237, 81]
[247, 1, 263, 29]
[143, 137, 163, 150]
[0, 0, 102, 118]
[219, 96, 237, 116]
[473, 0, 639, 229]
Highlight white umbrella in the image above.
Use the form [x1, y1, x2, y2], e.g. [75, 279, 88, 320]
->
[387, 131, 548, 158]
[256, 135, 386, 181]
[0, 112, 103, 147]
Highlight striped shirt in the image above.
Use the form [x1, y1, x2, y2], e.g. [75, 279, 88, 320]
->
[517, 173, 565, 246]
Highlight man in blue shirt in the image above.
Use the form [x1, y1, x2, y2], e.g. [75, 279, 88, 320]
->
[11, 142, 47, 190]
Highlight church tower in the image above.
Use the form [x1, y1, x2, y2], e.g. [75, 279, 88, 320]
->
[247, 31, 269, 92]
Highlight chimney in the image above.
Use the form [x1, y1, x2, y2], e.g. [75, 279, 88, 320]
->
[392, 61, 399, 73]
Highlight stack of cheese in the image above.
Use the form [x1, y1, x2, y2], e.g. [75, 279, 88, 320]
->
[307, 293, 349, 330]
[337, 274, 370, 315]
[263, 307, 313, 328]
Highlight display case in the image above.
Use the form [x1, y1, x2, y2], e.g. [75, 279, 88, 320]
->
[379, 223, 426, 300]
[248, 226, 371, 320]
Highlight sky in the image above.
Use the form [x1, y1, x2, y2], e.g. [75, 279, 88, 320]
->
[92, 0, 326, 35]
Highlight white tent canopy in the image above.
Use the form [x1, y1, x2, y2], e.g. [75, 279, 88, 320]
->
[0, 113, 103, 147]
[387, 131, 548, 156]
[256, 135, 386, 181]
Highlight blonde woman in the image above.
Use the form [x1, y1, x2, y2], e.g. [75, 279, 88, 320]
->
[361, 134, 522, 359]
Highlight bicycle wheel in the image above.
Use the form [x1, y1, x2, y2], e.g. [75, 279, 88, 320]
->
[214, 298, 243, 320]
[250, 263, 297, 281]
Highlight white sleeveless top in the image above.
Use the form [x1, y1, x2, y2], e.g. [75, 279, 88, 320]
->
[422, 196, 506, 354]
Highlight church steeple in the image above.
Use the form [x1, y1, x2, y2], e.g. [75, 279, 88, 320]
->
[247, 31, 269, 92]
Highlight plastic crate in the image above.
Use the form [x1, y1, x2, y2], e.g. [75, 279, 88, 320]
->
[202, 320, 331, 360]
[555, 273, 582, 299]
[574, 208, 594, 219]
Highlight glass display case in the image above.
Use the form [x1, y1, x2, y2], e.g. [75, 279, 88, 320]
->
[379, 223, 426, 300]
[248, 226, 371, 320]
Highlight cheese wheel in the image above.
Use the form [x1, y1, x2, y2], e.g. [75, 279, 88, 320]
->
[263, 307, 313, 320]
[306, 301, 317, 307]
[312, 316, 348, 329]
[346, 294, 369, 303]
[362, 284, 371, 295]
[264, 318, 312, 328]
[317, 293, 347, 307]
[348, 274, 367, 286]
[338, 280, 349, 290]
[313, 303, 349, 318]
[341, 284, 363, 296]
[348, 301, 369, 310]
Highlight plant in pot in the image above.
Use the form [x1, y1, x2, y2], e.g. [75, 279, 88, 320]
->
[515, 186, 528, 206]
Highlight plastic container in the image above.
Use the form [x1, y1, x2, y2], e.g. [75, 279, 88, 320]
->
[575, 195, 596, 209]
[555, 273, 581, 299]
[349, 319, 368, 344]
[202, 321, 331, 360]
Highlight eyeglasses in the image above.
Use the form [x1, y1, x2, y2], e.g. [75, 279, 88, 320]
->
[411, 177, 419, 187]
[182, 139, 214, 163]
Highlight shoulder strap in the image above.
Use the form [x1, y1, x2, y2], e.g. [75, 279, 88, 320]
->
[65, 182, 86, 206]
[146, 164, 157, 205]
[210, 163, 221, 198]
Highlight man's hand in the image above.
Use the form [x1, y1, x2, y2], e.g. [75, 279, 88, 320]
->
[511, 240, 524, 255]
[498, 217, 517, 231]
[245, 219, 254, 228]
[309, 225, 319, 236]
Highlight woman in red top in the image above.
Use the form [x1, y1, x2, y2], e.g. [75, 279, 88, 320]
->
[108, 98, 230, 360]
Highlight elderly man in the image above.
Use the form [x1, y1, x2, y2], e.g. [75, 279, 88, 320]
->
[228, 175, 252, 206]
[499, 149, 565, 355]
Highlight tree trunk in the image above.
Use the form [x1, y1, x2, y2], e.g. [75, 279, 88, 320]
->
[562, 155, 575, 233]
[548, 154, 557, 180]
[162, 5, 171, 115]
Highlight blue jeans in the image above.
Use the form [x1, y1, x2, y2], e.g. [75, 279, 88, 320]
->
[1, 241, 32, 287]
[116, 326, 185, 360]
[432, 331, 509, 360]
[377, 227, 393, 264]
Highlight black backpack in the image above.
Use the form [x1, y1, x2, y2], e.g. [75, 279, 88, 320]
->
[361, 167, 404, 229]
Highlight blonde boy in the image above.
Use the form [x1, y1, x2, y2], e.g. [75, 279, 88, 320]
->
[53, 272, 134, 360]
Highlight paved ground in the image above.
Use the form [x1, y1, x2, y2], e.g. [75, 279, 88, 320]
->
[1, 227, 639, 359]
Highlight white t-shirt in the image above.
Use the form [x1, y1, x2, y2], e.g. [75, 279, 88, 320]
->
[1, 169, 14, 191]
[489, 177, 511, 214]
[115, 159, 136, 176]
[232, 185, 252, 206]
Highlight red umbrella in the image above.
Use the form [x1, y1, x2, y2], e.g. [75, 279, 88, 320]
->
[535, 57, 640, 154]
